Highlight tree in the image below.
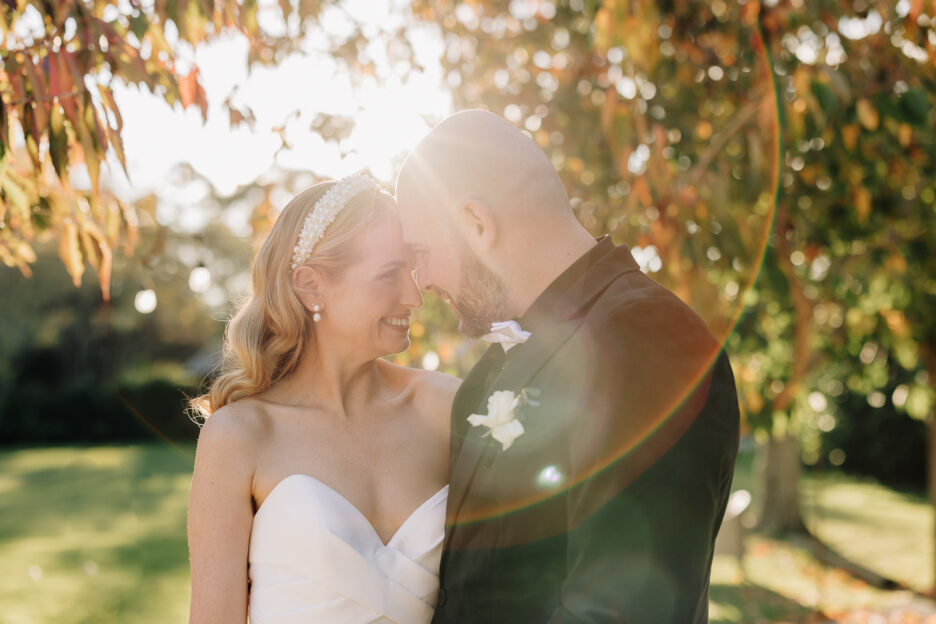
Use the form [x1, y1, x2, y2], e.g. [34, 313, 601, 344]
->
[4, 0, 936, 577]
[0, 0, 337, 294]
[400, 0, 935, 538]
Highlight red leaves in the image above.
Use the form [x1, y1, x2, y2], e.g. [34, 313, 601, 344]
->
[179, 66, 209, 121]
[0, 2, 227, 301]
[225, 96, 256, 130]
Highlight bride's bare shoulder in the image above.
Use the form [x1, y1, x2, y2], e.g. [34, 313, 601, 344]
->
[417, 369, 462, 406]
[195, 398, 272, 460]
[387, 362, 461, 415]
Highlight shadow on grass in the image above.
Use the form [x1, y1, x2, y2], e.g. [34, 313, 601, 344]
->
[0, 443, 194, 541]
[710, 582, 818, 623]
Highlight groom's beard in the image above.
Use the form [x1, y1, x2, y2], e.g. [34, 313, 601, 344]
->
[451, 245, 514, 338]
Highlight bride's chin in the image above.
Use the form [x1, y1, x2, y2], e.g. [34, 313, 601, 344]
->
[377, 327, 410, 347]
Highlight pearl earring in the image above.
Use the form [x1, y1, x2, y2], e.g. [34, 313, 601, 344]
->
[312, 304, 321, 323]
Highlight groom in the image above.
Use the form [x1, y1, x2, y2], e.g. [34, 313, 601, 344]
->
[395, 110, 740, 623]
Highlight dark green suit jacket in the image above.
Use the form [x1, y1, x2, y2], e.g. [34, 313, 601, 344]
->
[431, 237, 740, 623]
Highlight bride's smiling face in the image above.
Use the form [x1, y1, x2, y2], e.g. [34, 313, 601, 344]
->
[315, 211, 423, 358]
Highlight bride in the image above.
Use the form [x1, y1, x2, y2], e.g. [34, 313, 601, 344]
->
[187, 174, 459, 624]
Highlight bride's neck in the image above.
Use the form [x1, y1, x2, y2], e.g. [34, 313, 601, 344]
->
[269, 340, 382, 416]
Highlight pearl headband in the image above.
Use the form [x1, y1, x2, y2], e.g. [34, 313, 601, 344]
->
[290, 173, 378, 271]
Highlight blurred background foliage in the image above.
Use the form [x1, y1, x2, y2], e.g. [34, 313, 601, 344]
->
[1, 0, 936, 617]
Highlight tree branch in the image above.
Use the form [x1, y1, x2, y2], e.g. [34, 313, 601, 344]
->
[773, 204, 814, 413]
[681, 97, 762, 190]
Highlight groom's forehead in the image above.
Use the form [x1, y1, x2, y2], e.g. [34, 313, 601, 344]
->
[397, 170, 453, 210]
[395, 192, 448, 229]
[397, 211, 436, 244]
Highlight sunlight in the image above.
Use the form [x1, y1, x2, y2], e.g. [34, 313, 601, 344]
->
[344, 77, 451, 181]
[109, 10, 450, 199]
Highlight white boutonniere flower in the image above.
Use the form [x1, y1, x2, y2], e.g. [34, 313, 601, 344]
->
[467, 388, 539, 451]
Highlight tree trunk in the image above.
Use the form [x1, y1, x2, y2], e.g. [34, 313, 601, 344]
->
[920, 345, 936, 596]
[930, 417, 936, 596]
[756, 206, 812, 535]
[756, 433, 807, 533]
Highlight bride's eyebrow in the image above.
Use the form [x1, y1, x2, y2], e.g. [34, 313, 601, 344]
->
[377, 260, 408, 272]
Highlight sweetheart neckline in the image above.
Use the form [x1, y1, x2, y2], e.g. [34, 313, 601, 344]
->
[253, 473, 448, 548]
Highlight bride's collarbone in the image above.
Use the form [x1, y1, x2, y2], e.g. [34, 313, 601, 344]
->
[254, 430, 437, 510]
[250, 393, 441, 520]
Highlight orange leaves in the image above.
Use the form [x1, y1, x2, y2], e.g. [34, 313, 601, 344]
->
[250, 189, 276, 240]
[97, 85, 122, 131]
[120, 202, 140, 257]
[52, 198, 136, 301]
[78, 219, 114, 302]
[74, 96, 101, 195]
[55, 52, 82, 133]
[898, 123, 913, 148]
[58, 216, 112, 300]
[1, 0, 227, 301]
[99, 85, 128, 177]
[740, 0, 760, 25]
[179, 67, 209, 121]
[856, 98, 879, 131]
[59, 220, 85, 289]
[592, 3, 661, 71]
[881, 309, 910, 338]
[0, 236, 37, 277]
[593, 7, 613, 51]
[1, 46, 121, 197]
[854, 186, 872, 224]
[841, 124, 859, 150]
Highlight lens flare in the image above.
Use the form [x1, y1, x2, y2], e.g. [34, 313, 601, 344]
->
[448, 19, 781, 534]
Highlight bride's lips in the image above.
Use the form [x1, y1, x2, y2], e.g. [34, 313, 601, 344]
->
[382, 315, 411, 332]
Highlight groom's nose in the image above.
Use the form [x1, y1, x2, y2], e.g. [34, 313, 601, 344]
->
[414, 259, 432, 292]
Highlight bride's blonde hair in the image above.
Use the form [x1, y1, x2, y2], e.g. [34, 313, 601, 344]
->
[190, 181, 386, 418]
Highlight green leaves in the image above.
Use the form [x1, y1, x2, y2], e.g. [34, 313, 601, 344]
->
[900, 87, 930, 126]
[47, 105, 68, 179]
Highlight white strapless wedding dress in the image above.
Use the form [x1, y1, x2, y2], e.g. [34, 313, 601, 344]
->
[248, 474, 448, 624]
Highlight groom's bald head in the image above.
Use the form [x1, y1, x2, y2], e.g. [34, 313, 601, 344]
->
[395, 110, 594, 334]
[395, 109, 570, 223]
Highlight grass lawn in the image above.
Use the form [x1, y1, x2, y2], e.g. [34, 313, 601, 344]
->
[0, 441, 931, 623]
[0, 443, 196, 624]
[709, 450, 933, 623]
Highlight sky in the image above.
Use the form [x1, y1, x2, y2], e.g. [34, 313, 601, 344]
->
[104, 0, 453, 205]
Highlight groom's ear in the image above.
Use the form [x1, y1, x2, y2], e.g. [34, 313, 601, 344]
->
[458, 199, 497, 252]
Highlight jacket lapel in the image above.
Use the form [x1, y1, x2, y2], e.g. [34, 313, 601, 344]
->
[444, 240, 644, 546]
[445, 314, 584, 540]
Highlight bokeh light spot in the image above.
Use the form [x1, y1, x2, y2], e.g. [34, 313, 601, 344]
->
[134, 289, 158, 314]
